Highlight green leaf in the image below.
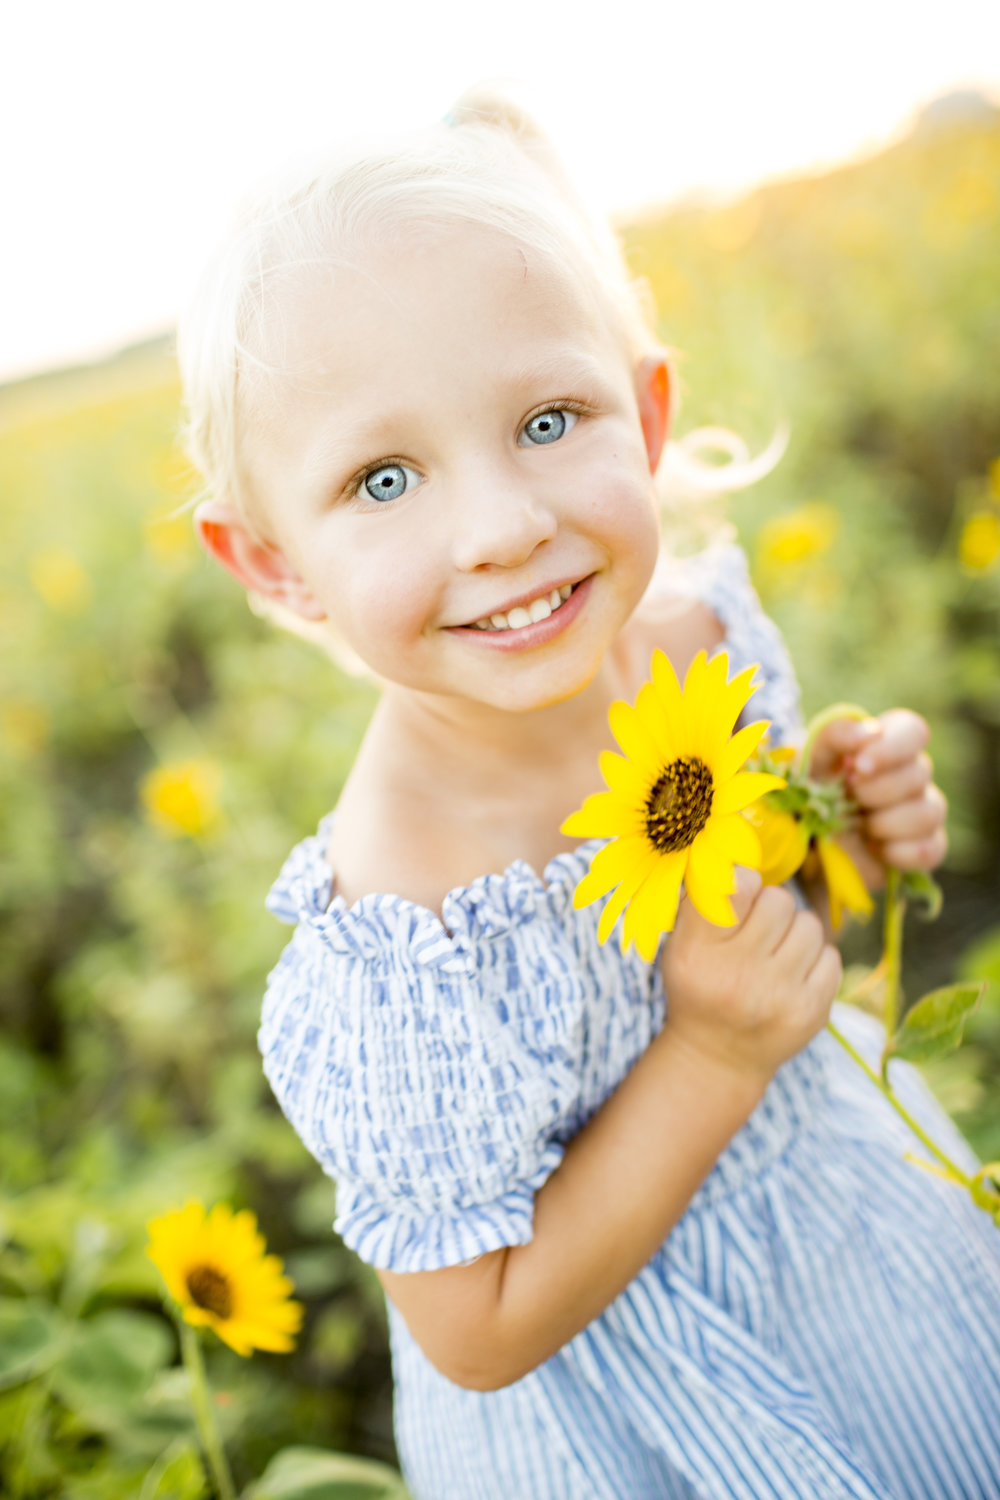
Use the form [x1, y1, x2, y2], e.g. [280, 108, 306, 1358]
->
[50, 1308, 174, 1422]
[138, 1439, 209, 1500]
[886, 983, 985, 1064]
[899, 869, 943, 921]
[0, 1297, 65, 1387]
[244, 1445, 412, 1500]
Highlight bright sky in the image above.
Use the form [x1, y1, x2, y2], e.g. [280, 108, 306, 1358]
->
[3, 0, 998, 384]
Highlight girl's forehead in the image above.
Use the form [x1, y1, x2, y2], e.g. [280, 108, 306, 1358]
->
[251, 223, 626, 398]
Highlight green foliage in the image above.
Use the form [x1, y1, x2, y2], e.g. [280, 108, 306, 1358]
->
[885, 983, 985, 1065]
[1, 112, 998, 1494]
[245, 1447, 412, 1499]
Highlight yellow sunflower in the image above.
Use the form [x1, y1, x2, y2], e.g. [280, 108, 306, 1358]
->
[561, 649, 786, 960]
[814, 836, 875, 932]
[743, 798, 811, 886]
[147, 1201, 304, 1357]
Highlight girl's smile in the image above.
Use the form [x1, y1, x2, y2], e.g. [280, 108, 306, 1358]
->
[446, 572, 594, 650]
[226, 222, 668, 721]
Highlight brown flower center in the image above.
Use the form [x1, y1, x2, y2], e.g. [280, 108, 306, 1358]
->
[185, 1264, 233, 1319]
[644, 757, 714, 853]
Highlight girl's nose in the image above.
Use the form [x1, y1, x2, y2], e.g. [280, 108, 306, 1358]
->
[449, 464, 558, 573]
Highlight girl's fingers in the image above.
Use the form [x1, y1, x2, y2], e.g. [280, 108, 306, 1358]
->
[864, 785, 947, 842]
[849, 752, 933, 809]
[849, 709, 929, 778]
[878, 826, 949, 872]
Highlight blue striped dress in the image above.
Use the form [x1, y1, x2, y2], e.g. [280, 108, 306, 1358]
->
[261, 542, 1000, 1500]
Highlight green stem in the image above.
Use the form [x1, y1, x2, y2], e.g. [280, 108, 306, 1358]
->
[798, 701, 870, 777]
[827, 1021, 973, 1188]
[881, 866, 905, 1063]
[180, 1322, 236, 1500]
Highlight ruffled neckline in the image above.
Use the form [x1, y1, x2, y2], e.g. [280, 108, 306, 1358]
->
[266, 809, 607, 971]
[265, 540, 759, 972]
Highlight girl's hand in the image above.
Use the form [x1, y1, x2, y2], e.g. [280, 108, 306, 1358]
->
[808, 711, 948, 874]
[662, 867, 842, 1085]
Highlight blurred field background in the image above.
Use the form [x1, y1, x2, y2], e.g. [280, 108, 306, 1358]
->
[1, 101, 999, 1495]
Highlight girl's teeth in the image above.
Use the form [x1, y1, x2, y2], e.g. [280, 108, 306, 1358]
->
[471, 582, 577, 631]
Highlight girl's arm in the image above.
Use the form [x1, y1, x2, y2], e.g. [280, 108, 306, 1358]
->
[377, 870, 841, 1390]
[379, 1024, 766, 1391]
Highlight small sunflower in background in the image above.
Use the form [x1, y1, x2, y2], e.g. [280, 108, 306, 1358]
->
[140, 758, 223, 839]
[958, 509, 1000, 573]
[561, 649, 786, 959]
[742, 739, 874, 931]
[147, 1201, 303, 1356]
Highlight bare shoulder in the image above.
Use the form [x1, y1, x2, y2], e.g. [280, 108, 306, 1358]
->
[325, 796, 471, 918]
[326, 751, 532, 923]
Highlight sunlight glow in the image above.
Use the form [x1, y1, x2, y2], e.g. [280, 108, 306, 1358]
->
[2, 0, 997, 383]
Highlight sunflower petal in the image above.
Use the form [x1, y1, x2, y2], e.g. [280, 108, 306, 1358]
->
[744, 802, 810, 884]
[683, 833, 740, 926]
[691, 650, 734, 755]
[714, 720, 771, 787]
[632, 679, 683, 765]
[650, 648, 683, 719]
[573, 836, 649, 907]
[599, 750, 652, 803]
[712, 771, 787, 816]
[608, 698, 665, 777]
[816, 837, 875, 931]
[622, 848, 687, 953]
[597, 855, 653, 944]
[700, 811, 762, 871]
[716, 663, 764, 739]
[688, 828, 739, 895]
[560, 791, 638, 839]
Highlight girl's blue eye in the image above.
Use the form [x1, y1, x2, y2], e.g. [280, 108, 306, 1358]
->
[520, 409, 578, 446]
[362, 463, 421, 503]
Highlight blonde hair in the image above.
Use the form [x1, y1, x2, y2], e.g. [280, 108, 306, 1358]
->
[177, 85, 783, 662]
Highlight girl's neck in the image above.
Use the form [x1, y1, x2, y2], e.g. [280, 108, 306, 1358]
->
[364, 653, 629, 820]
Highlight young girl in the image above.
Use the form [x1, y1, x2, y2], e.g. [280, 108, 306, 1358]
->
[181, 91, 1000, 1500]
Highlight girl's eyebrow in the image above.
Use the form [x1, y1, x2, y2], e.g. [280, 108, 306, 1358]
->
[300, 412, 412, 485]
[300, 349, 611, 485]
[508, 349, 610, 392]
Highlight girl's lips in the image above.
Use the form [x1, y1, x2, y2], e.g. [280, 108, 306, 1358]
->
[446, 574, 594, 651]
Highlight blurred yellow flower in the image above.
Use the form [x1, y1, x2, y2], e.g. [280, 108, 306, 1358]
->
[147, 1201, 303, 1357]
[756, 504, 839, 570]
[141, 758, 222, 838]
[562, 649, 785, 958]
[815, 836, 875, 932]
[1, 701, 50, 758]
[742, 798, 810, 887]
[959, 511, 1000, 572]
[29, 549, 93, 615]
[144, 509, 195, 566]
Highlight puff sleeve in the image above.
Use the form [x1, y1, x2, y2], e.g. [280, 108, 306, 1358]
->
[259, 910, 582, 1273]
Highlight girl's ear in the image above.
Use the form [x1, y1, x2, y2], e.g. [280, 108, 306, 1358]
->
[193, 499, 328, 620]
[635, 353, 673, 474]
